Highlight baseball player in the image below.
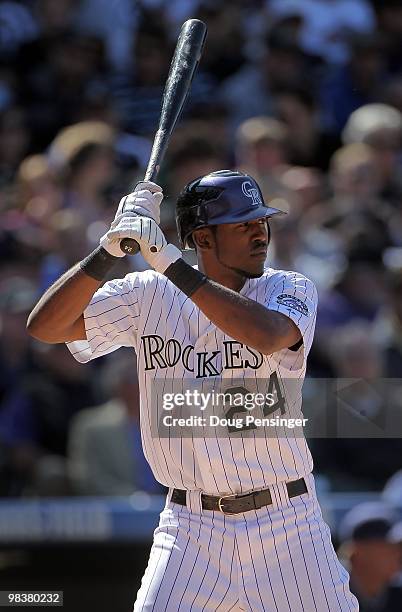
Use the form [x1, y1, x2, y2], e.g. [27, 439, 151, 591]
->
[27, 170, 358, 611]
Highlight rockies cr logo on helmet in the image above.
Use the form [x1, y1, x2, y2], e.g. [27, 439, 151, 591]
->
[176, 170, 286, 249]
[241, 180, 263, 206]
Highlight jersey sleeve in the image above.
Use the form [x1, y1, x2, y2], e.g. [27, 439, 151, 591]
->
[264, 271, 318, 371]
[66, 274, 142, 363]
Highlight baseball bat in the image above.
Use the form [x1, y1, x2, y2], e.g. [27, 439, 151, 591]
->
[120, 19, 207, 255]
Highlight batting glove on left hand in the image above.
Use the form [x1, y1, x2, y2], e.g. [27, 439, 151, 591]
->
[100, 213, 182, 273]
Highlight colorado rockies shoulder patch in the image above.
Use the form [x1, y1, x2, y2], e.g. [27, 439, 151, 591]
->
[276, 294, 309, 316]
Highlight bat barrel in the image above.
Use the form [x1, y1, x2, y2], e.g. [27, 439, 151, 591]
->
[119, 19, 207, 256]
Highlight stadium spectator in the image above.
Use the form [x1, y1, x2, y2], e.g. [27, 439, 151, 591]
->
[371, 0, 402, 74]
[111, 18, 173, 137]
[0, 276, 42, 496]
[234, 116, 290, 198]
[383, 470, 402, 509]
[342, 103, 402, 206]
[194, 3, 246, 82]
[311, 323, 402, 490]
[68, 352, 164, 496]
[306, 143, 393, 256]
[0, 1, 37, 59]
[373, 269, 402, 377]
[320, 33, 388, 133]
[268, 0, 376, 65]
[273, 87, 341, 170]
[74, 0, 139, 71]
[0, 107, 30, 184]
[48, 120, 117, 233]
[0, 276, 37, 405]
[316, 241, 387, 335]
[220, 27, 309, 130]
[337, 502, 402, 611]
[17, 27, 108, 149]
[162, 123, 228, 248]
[384, 78, 402, 116]
[17, 154, 62, 217]
[280, 166, 324, 214]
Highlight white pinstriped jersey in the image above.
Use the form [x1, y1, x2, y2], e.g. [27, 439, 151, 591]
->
[67, 267, 318, 495]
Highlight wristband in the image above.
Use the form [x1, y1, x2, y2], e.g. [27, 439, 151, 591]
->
[164, 258, 207, 297]
[80, 246, 120, 281]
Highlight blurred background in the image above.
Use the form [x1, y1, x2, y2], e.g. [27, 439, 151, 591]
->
[1, 0, 402, 610]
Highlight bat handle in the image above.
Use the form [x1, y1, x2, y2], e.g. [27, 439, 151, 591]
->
[119, 237, 140, 255]
[119, 165, 160, 255]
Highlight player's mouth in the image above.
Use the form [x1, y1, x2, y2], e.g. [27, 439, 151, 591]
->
[250, 248, 267, 258]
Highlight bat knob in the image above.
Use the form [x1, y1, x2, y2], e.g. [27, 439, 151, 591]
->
[120, 238, 140, 255]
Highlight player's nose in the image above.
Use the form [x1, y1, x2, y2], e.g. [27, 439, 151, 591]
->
[250, 219, 268, 242]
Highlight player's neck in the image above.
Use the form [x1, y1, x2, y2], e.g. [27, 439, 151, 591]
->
[198, 260, 246, 293]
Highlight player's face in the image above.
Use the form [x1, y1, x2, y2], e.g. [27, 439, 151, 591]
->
[213, 218, 270, 279]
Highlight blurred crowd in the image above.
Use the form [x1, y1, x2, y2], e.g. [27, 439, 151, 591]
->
[0, 0, 402, 504]
[1, 1, 402, 606]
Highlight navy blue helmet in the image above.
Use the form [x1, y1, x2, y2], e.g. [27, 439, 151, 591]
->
[176, 170, 286, 249]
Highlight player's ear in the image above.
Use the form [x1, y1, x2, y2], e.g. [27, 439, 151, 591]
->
[192, 228, 214, 251]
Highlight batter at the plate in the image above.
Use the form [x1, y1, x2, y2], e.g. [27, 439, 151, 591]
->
[27, 170, 358, 611]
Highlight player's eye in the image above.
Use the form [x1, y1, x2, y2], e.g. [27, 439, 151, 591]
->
[237, 220, 266, 230]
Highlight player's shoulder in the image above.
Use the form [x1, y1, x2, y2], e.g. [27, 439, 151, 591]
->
[260, 267, 316, 289]
[257, 267, 318, 308]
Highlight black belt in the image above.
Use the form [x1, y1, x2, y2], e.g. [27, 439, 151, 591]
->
[171, 477, 307, 515]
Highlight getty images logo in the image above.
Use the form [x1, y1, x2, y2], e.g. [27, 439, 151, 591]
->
[241, 180, 262, 206]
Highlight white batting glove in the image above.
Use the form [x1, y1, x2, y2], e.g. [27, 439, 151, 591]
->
[115, 181, 163, 224]
[100, 213, 182, 272]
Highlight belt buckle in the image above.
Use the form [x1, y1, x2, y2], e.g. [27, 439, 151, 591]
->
[217, 493, 237, 514]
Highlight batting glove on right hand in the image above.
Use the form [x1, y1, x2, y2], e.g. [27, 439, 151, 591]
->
[115, 181, 163, 225]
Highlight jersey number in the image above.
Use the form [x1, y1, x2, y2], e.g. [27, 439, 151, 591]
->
[224, 371, 285, 433]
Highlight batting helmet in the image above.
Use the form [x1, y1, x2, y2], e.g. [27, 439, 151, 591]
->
[176, 170, 286, 249]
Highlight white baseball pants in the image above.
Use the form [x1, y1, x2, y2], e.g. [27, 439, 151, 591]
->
[133, 474, 358, 611]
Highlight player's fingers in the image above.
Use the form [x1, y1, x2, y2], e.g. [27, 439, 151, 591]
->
[153, 191, 163, 207]
[137, 208, 158, 223]
[146, 181, 163, 194]
[128, 191, 162, 218]
[136, 190, 163, 209]
[135, 181, 163, 194]
[108, 215, 166, 252]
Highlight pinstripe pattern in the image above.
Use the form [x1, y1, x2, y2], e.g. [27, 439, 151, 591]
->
[67, 267, 318, 490]
[67, 266, 358, 611]
[133, 476, 358, 611]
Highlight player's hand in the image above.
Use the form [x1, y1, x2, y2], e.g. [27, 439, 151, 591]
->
[100, 213, 181, 272]
[115, 181, 163, 224]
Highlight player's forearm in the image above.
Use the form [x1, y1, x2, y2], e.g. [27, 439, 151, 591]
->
[26, 264, 101, 343]
[191, 280, 298, 354]
[163, 258, 299, 354]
